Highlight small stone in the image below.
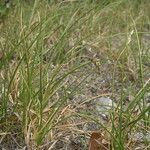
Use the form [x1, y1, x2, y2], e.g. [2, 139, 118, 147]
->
[95, 97, 116, 114]
[93, 97, 116, 122]
[129, 131, 150, 142]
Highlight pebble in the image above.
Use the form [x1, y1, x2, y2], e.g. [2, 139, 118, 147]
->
[95, 97, 116, 121]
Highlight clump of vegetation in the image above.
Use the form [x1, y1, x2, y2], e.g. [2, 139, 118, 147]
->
[0, 0, 149, 149]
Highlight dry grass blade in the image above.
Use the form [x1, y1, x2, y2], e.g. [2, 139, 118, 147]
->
[0, 51, 3, 60]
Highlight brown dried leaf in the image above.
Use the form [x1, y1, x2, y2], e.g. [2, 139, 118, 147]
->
[89, 131, 109, 150]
